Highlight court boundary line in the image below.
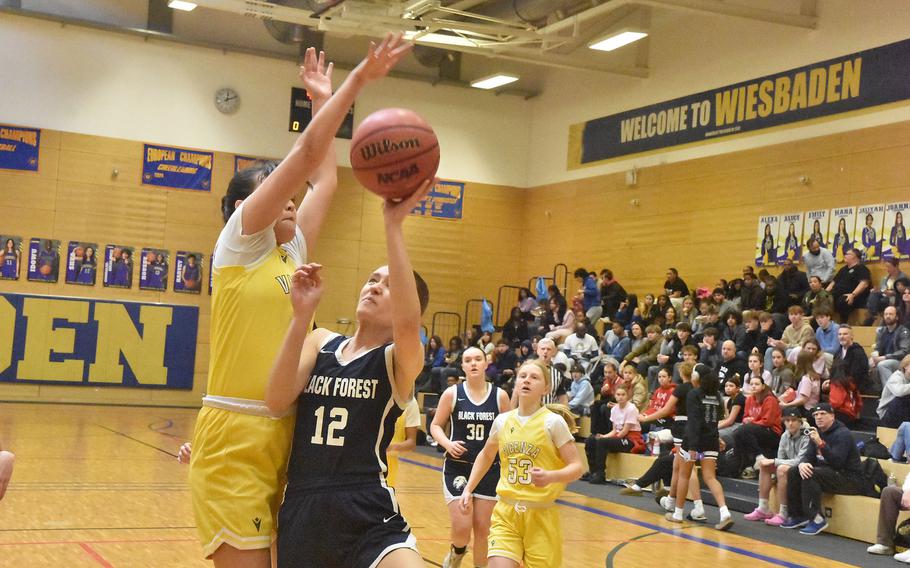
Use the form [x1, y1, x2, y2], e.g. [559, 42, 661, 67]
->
[78, 542, 114, 568]
[399, 456, 810, 568]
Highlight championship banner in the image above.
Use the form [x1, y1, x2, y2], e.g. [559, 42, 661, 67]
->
[0, 292, 197, 389]
[410, 180, 464, 220]
[139, 248, 169, 291]
[829, 207, 856, 263]
[884, 202, 910, 260]
[142, 144, 212, 191]
[777, 213, 804, 264]
[570, 38, 910, 168]
[0, 125, 40, 171]
[803, 209, 830, 255]
[755, 215, 780, 267]
[27, 238, 60, 283]
[65, 242, 99, 286]
[174, 251, 203, 294]
[0, 236, 22, 280]
[103, 245, 135, 289]
[855, 204, 886, 262]
[234, 155, 266, 173]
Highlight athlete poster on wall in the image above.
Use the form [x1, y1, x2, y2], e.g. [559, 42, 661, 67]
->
[0, 125, 40, 171]
[27, 238, 60, 282]
[0, 236, 22, 280]
[65, 241, 99, 286]
[139, 248, 169, 291]
[802, 209, 830, 256]
[828, 207, 856, 263]
[755, 215, 779, 266]
[209, 251, 214, 295]
[174, 251, 203, 294]
[103, 245, 134, 289]
[884, 202, 910, 260]
[854, 204, 886, 262]
[777, 212, 804, 263]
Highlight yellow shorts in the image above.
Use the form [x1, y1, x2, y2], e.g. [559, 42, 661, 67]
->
[188, 406, 295, 558]
[487, 500, 562, 568]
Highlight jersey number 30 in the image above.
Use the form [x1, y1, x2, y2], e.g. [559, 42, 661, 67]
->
[465, 423, 485, 440]
[311, 406, 348, 446]
[506, 457, 533, 485]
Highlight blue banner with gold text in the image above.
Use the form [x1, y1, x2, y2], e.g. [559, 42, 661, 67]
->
[410, 180, 464, 220]
[570, 38, 910, 168]
[0, 293, 198, 389]
[0, 125, 40, 171]
[142, 144, 212, 191]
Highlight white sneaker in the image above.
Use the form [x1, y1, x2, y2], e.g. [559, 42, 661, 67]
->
[896, 549, 910, 564]
[442, 547, 465, 568]
[660, 496, 674, 512]
[867, 544, 894, 555]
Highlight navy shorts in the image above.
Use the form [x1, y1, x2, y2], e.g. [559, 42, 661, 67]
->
[277, 484, 417, 568]
[443, 459, 499, 503]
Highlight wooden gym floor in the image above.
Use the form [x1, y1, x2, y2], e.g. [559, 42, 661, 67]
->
[0, 403, 851, 567]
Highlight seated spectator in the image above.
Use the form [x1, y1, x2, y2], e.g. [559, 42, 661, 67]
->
[601, 320, 632, 361]
[721, 311, 747, 356]
[826, 325, 868, 424]
[501, 307, 529, 347]
[672, 344, 700, 384]
[692, 305, 721, 339]
[718, 377, 745, 448]
[628, 321, 646, 352]
[763, 276, 790, 315]
[865, 258, 907, 325]
[423, 336, 463, 394]
[814, 307, 840, 359]
[786, 337, 829, 382]
[543, 296, 575, 344]
[870, 306, 910, 391]
[574, 267, 602, 323]
[415, 335, 446, 392]
[712, 287, 738, 319]
[641, 294, 659, 326]
[741, 272, 766, 311]
[515, 340, 533, 366]
[599, 268, 627, 321]
[868, 469, 910, 561]
[582, 385, 645, 484]
[898, 280, 910, 325]
[802, 275, 834, 317]
[620, 451, 675, 496]
[782, 404, 863, 534]
[732, 376, 783, 478]
[662, 306, 678, 330]
[804, 237, 835, 284]
[759, 310, 783, 341]
[589, 359, 621, 433]
[612, 293, 640, 329]
[623, 324, 662, 377]
[616, 363, 648, 413]
[664, 267, 690, 299]
[744, 407, 809, 526]
[640, 367, 675, 434]
[827, 248, 872, 322]
[768, 347, 796, 396]
[765, 305, 814, 371]
[477, 330, 494, 356]
[716, 340, 749, 386]
[878, 355, 910, 428]
[781, 349, 823, 418]
[679, 296, 698, 327]
[650, 323, 696, 390]
[740, 311, 765, 357]
[567, 363, 594, 416]
[744, 352, 772, 394]
[890, 422, 910, 462]
[486, 339, 518, 390]
[562, 322, 600, 371]
[698, 327, 723, 369]
[517, 287, 538, 318]
[778, 258, 810, 308]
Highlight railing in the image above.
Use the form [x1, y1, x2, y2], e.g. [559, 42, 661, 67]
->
[528, 275, 553, 293]
[495, 284, 525, 327]
[553, 263, 569, 297]
[431, 311, 461, 343]
[463, 298, 491, 336]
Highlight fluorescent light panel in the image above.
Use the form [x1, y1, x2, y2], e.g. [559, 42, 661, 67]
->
[168, 1, 198, 11]
[403, 30, 479, 48]
[589, 30, 647, 52]
[470, 74, 518, 90]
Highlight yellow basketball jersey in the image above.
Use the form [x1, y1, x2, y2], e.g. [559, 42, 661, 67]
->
[496, 407, 566, 504]
[206, 246, 297, 400]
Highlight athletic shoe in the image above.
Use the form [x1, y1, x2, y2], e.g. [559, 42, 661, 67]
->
[664, 513, 684, 524]
[744, 508, 773, 522]
[780, 517, 809, 529]
[654, 487, 669, 505]
[620, 484, 642, 496]
[581, 472, 592, 481]
[687, 510, 707, 522]
[441, 547, 465, 568]
[740, 467, 758, 479]
[659, 496, 674, 512]
[895, 549, 910, 563]
[764, 514, 787, 527]
[799, 518, 829, 535]
[867, 544, 894, 555]
[715, 517, 734, 531]
[588, 472, 607, 485]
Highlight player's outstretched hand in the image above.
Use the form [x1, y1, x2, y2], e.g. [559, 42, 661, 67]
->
[177, 442, 192, 465]
[299, 47, 333, 103]
[458, 491, 473, 514]
[355, 33, 412, 84]
[0, 450, 15, 501]
[290, 263, 324, 318]
[530, 467, 551, 488]
[383, 177, 434, 227]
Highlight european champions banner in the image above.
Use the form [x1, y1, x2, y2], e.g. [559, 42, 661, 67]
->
[570, 38, 910, 168]
[142, 144, 212, 191]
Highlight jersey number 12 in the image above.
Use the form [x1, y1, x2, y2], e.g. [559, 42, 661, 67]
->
[311, 406, 348, 446]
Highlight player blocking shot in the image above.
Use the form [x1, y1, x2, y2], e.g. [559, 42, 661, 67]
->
[265, 177, 433, 568]
[431, 347, 510, 568]
[459, 360, 583, 568]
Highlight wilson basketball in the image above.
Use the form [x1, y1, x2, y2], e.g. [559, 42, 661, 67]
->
[350, 108, 439, 200]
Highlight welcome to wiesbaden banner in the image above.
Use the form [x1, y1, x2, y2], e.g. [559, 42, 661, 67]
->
[568, 38, 910, 169]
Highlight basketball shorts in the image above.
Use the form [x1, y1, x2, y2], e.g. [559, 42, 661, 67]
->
[671, 419, 687, 447]
[443, 459, 499, 503]
[488, 499, 562, 568]
[188, 406, 295, 558]
[277, 483, 418, 568]
[682, 435, 720, 460]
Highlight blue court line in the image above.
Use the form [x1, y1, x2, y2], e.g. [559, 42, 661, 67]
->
[399, 456, 811, 568]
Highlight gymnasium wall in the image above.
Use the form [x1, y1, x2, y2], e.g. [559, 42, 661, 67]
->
[0, 129, 524, 406]
[520, 119, 910, 294]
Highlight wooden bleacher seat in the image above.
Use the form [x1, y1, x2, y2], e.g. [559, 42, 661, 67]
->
[574, 443, 656, 480]
[847, 308, 871, 327]
[578, 416, 591, 438]
[852, 325, 877, 350]
[879, 426, 898, 449]
[823, 493, 910, 543]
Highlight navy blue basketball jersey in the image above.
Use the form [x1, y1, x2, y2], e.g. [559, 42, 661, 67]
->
[286, 333, 404, 492]
[448, 383, 501, 464]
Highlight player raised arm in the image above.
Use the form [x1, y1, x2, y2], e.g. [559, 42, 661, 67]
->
[242, 34, 412, 236]
[266, 263, 329, 415]
[383, 178, 434, 399]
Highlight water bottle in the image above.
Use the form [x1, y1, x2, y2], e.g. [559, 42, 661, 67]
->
[889, 473, 898, 487]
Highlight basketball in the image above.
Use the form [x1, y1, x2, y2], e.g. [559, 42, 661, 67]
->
[349, 108, 439, 200]
[39, 265, 51, 275]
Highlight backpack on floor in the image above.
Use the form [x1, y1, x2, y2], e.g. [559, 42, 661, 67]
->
[863, 437, 891, 460]
[860, 457, 888, 497]
[895, 519, 910, 553]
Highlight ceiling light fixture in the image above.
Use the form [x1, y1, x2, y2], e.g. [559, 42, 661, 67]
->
[167, 1, 198, 11]
[588, 30, 647, 52]
[403, 30, 484, 48]
[470, 74, 519, 90]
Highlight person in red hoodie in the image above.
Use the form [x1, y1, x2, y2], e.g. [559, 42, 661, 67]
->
[640, 367, 676, 434]
[732, 375, 783, 479]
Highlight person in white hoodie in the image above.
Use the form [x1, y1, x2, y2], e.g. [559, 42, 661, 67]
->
[878, 355, 910, 428]
[869, 467, 910, 562]
[567, 364, 595, 416]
